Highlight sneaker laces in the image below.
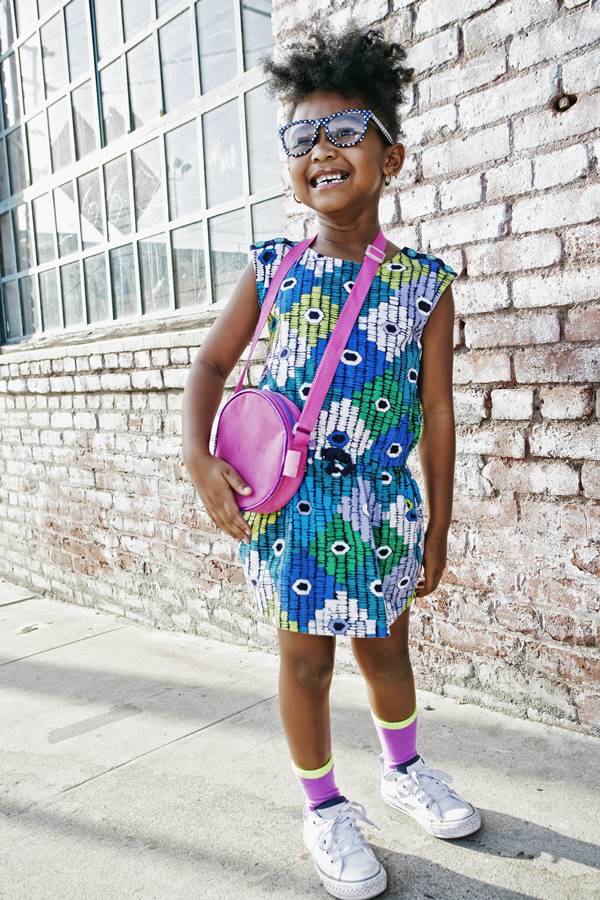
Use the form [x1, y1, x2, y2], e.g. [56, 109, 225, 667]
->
[316, 799, 380, 865]
[394, 763, 456, 811]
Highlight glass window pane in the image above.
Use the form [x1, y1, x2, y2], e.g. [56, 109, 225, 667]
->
[77, 169, 104, 249]
[157, 0, 180, 15]
[0, 5, 15, 55]
[203, 99, 242, 208]
[20, 33, 43, 114]
[13, 203, 32, 270]
[0, 212, 17, 275]
[133, 139, 164, 230]
[172, 222, 206, 308]
[127, 36, 160, 130]
[1, 54, 22, 127]
[209, 208, 246, 304]
[109, 244, 137, 317]
[104, 154, 131, 239]
[0, 140, 8, 201]
[100, 58, 128, 143]
[14, 0, 37, 38]
[33, 192, 56, 263]
[48, 96, 72, 171]
[60, 260, 83, 326]
[72, 80, 97, 159]
[27, 112, 51, 182]
[197, 0, 237, 94]
[41, 12, 68, 100]
[65, 0, 90, 81]
[38, 1, 59, 17]
[4, 280, 23, 339]
[84, 253, 110, 322]
[95, 0, 121, 61]
[39, 268, 61, 329]
[20, 274, 39, 335]
[165, 120, 201, 221]
[159, 11, 194, 115]
[241, 0, 273, 71]
[55, 180, 78, 256]
[122, 0, 153, 41]
[245, 83, 280, 194]
[252, 196, 284, 243]
[6, 126, 28, 193]
[139, 233, 170, 314]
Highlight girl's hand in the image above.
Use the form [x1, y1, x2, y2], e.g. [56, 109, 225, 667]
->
[415, 528, 448, 597]
[187, 455, 253, 544]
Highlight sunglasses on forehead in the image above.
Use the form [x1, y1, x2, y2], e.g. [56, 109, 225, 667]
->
[278, 107, 394, 157]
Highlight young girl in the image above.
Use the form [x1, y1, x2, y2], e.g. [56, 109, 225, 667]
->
[183, 23, 480, 900]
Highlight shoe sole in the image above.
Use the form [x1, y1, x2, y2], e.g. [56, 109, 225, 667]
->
[303, 838, 388, 899]
[381, 790, 481, 839]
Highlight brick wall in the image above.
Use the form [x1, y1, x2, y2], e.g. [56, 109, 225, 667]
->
[1, 0, 599, 735]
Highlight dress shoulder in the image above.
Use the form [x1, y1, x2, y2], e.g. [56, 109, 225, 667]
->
[402, 246, 458, 326]
[248, 236, 297, 309]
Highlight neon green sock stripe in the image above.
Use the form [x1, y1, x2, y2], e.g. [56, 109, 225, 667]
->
[370, 705, 418, 729]
[291, 752, 334, 779]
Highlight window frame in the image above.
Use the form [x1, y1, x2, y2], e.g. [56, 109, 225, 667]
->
[0, 0, 282, 345]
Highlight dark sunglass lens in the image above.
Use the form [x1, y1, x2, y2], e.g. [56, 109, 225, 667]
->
[283, 122, 315, 154]
[328, 112, 365, 145]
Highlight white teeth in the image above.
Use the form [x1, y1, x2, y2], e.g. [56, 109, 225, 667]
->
[313, 172, 348, 186]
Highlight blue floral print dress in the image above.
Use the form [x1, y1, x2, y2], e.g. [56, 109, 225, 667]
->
[238, 237, 457, 638]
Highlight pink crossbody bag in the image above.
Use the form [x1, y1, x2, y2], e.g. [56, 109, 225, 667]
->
[212, 229, 388, 513]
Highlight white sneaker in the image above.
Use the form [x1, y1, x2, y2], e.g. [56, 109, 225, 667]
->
[379, 753, 481, 839]
[303, 796, 387, 899]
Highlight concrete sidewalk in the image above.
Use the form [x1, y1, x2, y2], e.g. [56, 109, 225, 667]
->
[1, 578, 599, 900]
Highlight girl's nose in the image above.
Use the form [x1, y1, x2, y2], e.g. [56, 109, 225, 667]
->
[311, 123, 335, 156]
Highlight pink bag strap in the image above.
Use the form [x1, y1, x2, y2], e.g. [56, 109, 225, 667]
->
[235, 234, 317, 393]
[236, 229, 388, 448]
[293, 229, 387, 445]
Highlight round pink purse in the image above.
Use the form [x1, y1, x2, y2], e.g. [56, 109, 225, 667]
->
[213, 229, 388, 513]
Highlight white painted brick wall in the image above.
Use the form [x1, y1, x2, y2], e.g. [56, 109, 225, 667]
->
[440, 174, 482, 210]
[462, 0, 557, 57]
[533, 144, 589, 189]
[415, 0, 496, 33]
[512, 184, 600, 234]
[1, 0, 598, 737]
[509, 7, 599, 71]
[407, 27, 459, 73]
[490, 389, 535, 420]
[422, 123, 510, 177]
[459, 68, 556, 130]
[419, 47, 506, 107]
[512, 267, 600, 309]
[465, 234, 562, 276]
[485, 159, 533, 200]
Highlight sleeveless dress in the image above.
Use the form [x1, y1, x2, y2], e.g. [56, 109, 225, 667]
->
[238, 237, 457, 638]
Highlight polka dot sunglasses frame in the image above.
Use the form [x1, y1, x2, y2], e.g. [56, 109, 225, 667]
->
[278, 107, 395, 157]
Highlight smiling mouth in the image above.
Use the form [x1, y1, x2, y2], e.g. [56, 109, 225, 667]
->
[310, 172, 350, 188]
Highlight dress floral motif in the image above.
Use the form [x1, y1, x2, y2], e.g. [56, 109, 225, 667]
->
[238, 237, 457, 638]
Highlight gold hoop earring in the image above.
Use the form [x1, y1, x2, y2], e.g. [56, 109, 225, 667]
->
[293, 192, 302, 203]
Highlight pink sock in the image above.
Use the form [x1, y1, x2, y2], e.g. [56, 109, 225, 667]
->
[371, 705, 418, 773]
[291, 752, 343, 810]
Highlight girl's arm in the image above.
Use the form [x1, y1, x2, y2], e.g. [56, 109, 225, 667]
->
[182, 261, 260, 543]
[415, 285, 456, 594]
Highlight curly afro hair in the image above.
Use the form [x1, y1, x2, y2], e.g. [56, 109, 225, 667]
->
[260, 22, 414, 143]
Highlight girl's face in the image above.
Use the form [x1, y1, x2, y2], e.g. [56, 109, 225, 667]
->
[285, 91, 404, 217]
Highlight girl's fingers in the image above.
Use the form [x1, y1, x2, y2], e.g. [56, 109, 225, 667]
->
[225, 503, 252, 542]
[210, 504, 250, 543]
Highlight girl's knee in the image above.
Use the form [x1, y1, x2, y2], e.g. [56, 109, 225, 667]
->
[355, 646, 412, 683]
[278, 631, 335, 687]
